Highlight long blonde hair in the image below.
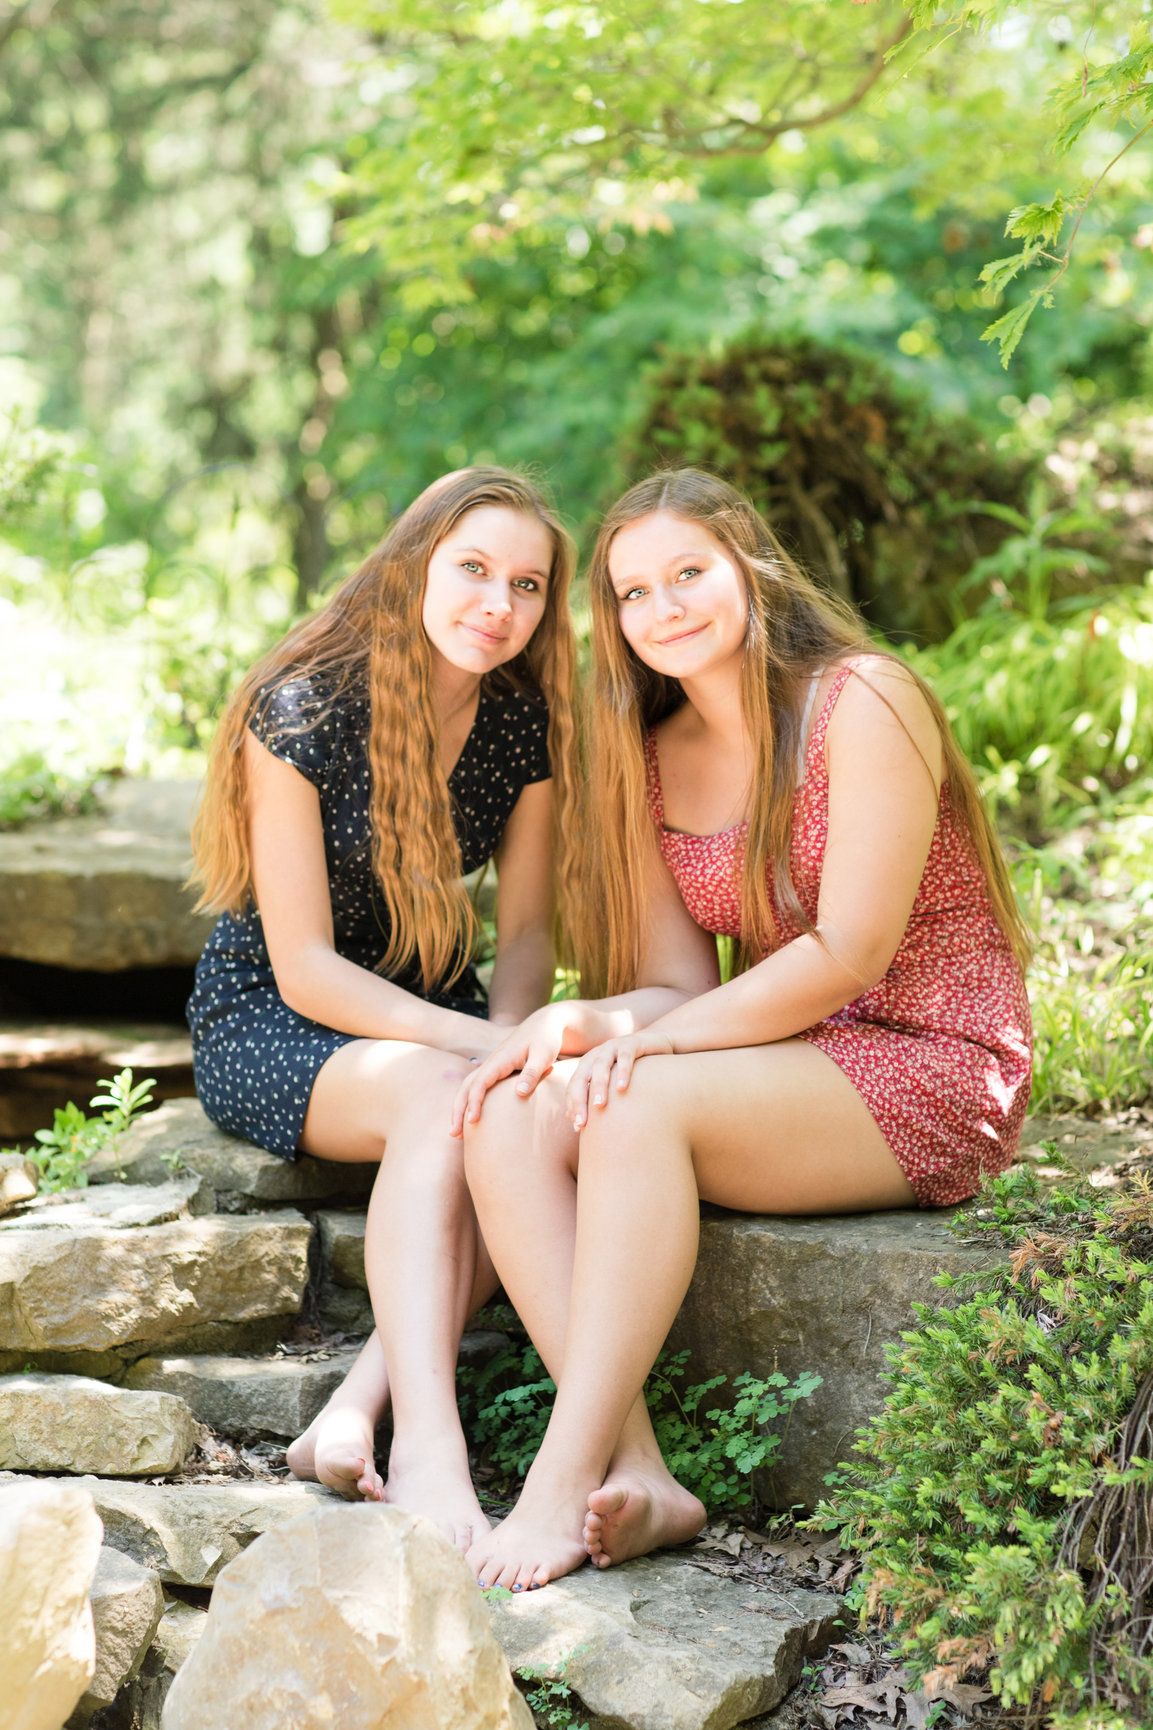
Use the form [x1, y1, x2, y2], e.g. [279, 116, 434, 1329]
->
[192, 467, 578, 992]
[578, 468, 1031, 995]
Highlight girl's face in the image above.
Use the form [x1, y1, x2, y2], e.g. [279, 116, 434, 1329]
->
[607, 509, 749, 681]
[422, 504, 552, 676]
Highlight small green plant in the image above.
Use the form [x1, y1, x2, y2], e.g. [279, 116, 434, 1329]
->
[645, 1351, 822, 1512]
[10, 1068, 157, 1193]
[458, 1342, 820, 1514]
[809, 1163, 1153, 1726]
[517, 1647, 589, 1730]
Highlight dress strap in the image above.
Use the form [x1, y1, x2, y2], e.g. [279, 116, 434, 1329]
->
[794, 670, 823, 781]
[643, 728, 664, 826]
[804, 656, 874, 781]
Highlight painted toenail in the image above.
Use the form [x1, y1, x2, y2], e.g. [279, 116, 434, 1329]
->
[512, 1583, 523, 1591]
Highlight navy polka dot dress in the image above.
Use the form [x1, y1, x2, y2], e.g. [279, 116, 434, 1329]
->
[187, 674, 551, 1158]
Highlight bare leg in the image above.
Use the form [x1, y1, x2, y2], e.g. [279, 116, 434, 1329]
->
[284, 1039, 497, 1547]
[466, 1041, 915, 1589]
[463, 1070, 705, 1588]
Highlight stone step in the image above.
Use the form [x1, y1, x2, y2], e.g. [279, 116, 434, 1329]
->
[0, 1198, 311, 1373]
[0, 1372, 197, 1476]
[0, 1471, 331, 1585]
[670, 1207, 1005, 1509]
[490, 1553, 843, 1730]
[0, 1019, 194, 1141]
[0, 779, 214, 972]
[93, 1095, 375, 1209]
[68, 1544, 165, 1728]
[102, 1596, 207, 1730]
[123, 1350, 363, 1444]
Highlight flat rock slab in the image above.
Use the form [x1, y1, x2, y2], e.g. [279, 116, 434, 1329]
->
[1021, 1111, 1153, 1172]
[125, 1349, 363, 1443]
[3, 1174, 213, 1231]
[0, 779, 214, 970]
[669, 1207, 1007, 1510]
[0, 1472, 333, 1585]
[0, 1021, 195, 1142]
[490, 1554, 843, 1730]
[0, 1373, 197, 1476]
[0, 1208, 311, 1362]
[93, 1096, 376, 1206]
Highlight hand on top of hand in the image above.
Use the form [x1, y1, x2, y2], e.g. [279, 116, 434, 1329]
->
[562, 1028, 675, 1130]
[449, 1001, 606, 1137]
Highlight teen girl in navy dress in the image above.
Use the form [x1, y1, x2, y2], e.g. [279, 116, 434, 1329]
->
[187, 468, 576, 1548]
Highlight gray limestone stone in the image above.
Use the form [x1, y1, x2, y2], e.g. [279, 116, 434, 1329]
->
[0, 1471, 333, 1585]
[0, 779, 214, 970]
[668, 1206, 1007, 1510]
[0, 1373, 197, 1476]
[0, 1021, 194, 1144]
[315, 1208, 367, 1288]
[0, 1209, 312, 1357]
[99, 1599, 208, 1730]
[92, 1096, 376, 1206]
[124, 1350, 363, 1442]
[1, 1175, 213, 1231]
[489, 1553, 843, 1730]
[68, 1546, 165, 1726]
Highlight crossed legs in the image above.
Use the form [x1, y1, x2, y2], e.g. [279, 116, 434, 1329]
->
[285, 1038, 498, 1548]
[463, 1039, 915, 1588]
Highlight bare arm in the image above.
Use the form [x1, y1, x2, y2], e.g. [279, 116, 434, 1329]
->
[563, 661, 944, 1120]
[647, 661, 942, 1050]
[485, 778, 556, 1026]
[244, 730, 500, 1059]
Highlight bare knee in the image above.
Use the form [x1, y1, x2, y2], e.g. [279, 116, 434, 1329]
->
[463, 1074, 575, 1189]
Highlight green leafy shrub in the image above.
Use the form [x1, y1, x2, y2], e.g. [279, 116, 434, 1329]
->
[622, 332, 1027, 637]
[811, 1162, 1153, 1727]
[0, 752, 101, 830]
[7, 1069, 157, 1192]
[458, 1341, 820, 1514]
[904, 582, 1153, 833]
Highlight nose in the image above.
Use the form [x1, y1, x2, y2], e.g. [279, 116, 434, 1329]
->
[653, 583, 686, 621]
[481, 583, 513, 619]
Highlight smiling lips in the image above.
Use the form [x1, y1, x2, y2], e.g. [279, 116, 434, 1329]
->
[462, 621, 510, 648]
[653, 623, 707, 648]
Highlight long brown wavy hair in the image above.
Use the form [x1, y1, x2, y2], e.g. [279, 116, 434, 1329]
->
[191, 467, 578, 993]
[578, 467, 1031, 995]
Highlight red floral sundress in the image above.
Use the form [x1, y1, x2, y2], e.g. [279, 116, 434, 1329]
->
[644, 659, 1033, 1207]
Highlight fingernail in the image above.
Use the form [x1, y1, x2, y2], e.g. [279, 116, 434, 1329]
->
[594, 1094, 604, 1105]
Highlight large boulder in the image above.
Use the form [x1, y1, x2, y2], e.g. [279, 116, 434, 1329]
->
[92, 1096, 375, 1208]
[669, 1207, 1006, 1509]
[0, 779, 214, 971]
[0, 1374, 197, 1476]
[0, 1478, 104, 1730]
[161, 1504, 533, 1730]
[490, 1554, 842, 1730]
[67, 1546, 164, 1727]
[0, 1207, 312, 1368]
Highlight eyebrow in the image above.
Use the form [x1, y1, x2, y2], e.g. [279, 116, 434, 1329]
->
[453, 544, 549, 581]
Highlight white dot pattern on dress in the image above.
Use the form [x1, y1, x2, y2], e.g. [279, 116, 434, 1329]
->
[644, 658, 1033, 1208]
[187, 674, 551, 1158]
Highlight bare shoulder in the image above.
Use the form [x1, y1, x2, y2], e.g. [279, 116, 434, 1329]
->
[827, 654, 943, 785]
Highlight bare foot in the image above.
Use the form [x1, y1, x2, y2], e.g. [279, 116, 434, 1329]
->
[286, 1404, 384, 1501]
[583, 1462, 705, 1568]
[384, 1436, 490, 1553]
[466, 1485, 591, 1592]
